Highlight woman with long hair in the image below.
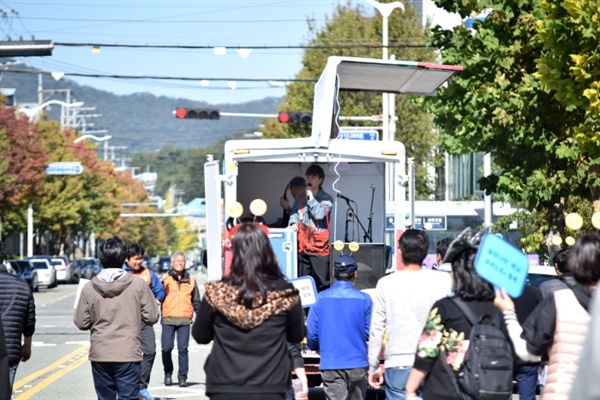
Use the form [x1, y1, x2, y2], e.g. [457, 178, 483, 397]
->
[192, 223, 305, 400]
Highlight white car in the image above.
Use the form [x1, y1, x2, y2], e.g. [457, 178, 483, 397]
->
[51, 257, 72, 283]
[28, 259, 57, 288]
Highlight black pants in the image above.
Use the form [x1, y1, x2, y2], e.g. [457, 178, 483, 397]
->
[298, 252, 330, 292]
[139, 322, 156, 390]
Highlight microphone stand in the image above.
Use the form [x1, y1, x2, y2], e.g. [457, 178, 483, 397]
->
[365, 185, 375, 243]
[340, 197, 372, 243]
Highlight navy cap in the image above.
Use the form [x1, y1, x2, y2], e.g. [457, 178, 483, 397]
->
[288, 176, 306, 188]
[334, 255, 358, 274]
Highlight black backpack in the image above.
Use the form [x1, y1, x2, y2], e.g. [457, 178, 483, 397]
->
[448, 297, 513, 400]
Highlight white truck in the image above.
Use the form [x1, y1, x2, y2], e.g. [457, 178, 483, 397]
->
[202, 55, 461, 385]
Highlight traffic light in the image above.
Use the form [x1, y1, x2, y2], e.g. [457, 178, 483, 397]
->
[175, 108, 220, 120]
[277, 112, 312, 124]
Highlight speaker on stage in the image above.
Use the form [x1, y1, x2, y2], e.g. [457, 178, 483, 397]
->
[330, 243, 387, 290]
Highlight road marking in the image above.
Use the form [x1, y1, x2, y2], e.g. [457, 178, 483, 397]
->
[12, 344, 89, 391]
[14, 352, 89, 400]
[147, 386, 207, 398]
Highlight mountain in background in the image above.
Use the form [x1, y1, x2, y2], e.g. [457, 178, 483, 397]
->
[0, 60, 283, 153]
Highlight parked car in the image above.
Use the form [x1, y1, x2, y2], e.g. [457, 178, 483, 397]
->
[6, 259, 39, 292]
[27, 258, 57, 288]
[153, 256, 172, 274]
[51, 256, 73, 284]
[527, 264, 558, 288]
[84, 258, 103, 276]
[71, 259, 93, 281]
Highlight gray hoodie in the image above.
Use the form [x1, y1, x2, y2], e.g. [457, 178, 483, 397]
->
[74, 268, 159, 362]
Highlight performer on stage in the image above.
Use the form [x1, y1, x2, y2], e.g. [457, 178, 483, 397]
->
[273, 176, 306, 228]
[289, 165, 333, 292]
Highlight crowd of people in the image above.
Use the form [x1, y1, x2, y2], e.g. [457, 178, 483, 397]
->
[1, 163, 598, 400]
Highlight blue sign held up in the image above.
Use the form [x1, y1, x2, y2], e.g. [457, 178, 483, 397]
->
[474, 233, 529, 297]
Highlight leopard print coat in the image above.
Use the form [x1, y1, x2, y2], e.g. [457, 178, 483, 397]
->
[203, 281, 300, 330]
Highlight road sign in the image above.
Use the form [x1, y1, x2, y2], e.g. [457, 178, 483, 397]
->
[45, 162, 83, 175]
[405, 215, 447, 230]
[337, 130, 379, 141]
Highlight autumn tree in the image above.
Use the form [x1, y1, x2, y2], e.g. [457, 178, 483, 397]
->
[426, 0, 600, 252]
[0, 106, 48, 236]
[262, 1, 440, 198]
[33, 120, 121, 255]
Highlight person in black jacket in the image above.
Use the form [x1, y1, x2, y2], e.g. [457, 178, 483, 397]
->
[0, 242, 36, 394]
[538, 248, 576, 297]
[192, 223, 305, 400]
[0, 317, 11, 400]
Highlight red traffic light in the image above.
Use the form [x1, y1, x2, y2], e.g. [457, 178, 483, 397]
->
[175, 108, 188, 118]
[277, 112, 312, 124]
[174, 108, 220, 120]
[278, 112, 291, 123]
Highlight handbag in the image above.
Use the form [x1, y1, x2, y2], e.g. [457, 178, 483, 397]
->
[297, 200, 330, 256]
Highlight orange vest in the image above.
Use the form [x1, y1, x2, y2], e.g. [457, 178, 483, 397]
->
[161, 274, 196, 319]
[132, 268, 151, 286]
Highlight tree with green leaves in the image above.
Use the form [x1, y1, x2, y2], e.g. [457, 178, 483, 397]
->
[262, 1, 440, 198]
[426, 0, 600, 252]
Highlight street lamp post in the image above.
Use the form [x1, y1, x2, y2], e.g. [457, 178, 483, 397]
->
[366, 0, 405, 141]
[17, 100, 84, 128]
[74, 134, 112, 161]
[366, 0, 405, 203]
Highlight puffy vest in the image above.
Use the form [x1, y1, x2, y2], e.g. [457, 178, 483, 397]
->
[161, 274, 196, 319]
[542, 289, 591, 400]
[132, 268, 151, 286]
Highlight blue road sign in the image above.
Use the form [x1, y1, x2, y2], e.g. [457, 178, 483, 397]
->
[338, 130, 379, 141]
[45, 162, 83, 175]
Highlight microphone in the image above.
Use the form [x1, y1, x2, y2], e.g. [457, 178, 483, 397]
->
[337, 193, 351, 202]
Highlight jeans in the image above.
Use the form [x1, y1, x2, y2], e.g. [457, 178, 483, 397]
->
[140, 322, 156, 390]
[8, 363, 18, 387]
[384, 366, 412, 400]
[91, 361, 141, 400]
[322, 368, 367, 400]
[513, 363, 539, 400]
[161, 324, 190, 380]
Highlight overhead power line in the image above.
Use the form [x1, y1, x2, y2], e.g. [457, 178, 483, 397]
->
[3, 68, 319, 83]
[54, 42, 427, 50]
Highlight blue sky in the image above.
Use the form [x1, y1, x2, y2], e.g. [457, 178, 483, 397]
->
[1, 0, 460, 105]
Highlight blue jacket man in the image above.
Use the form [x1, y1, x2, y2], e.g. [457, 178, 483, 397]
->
[123, 244, 165, 400]
[307, 255, 372, 400]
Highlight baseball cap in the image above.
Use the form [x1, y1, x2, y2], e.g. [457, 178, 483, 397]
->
[334, 255, 358, 274]
[288, 176, 306, 188]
